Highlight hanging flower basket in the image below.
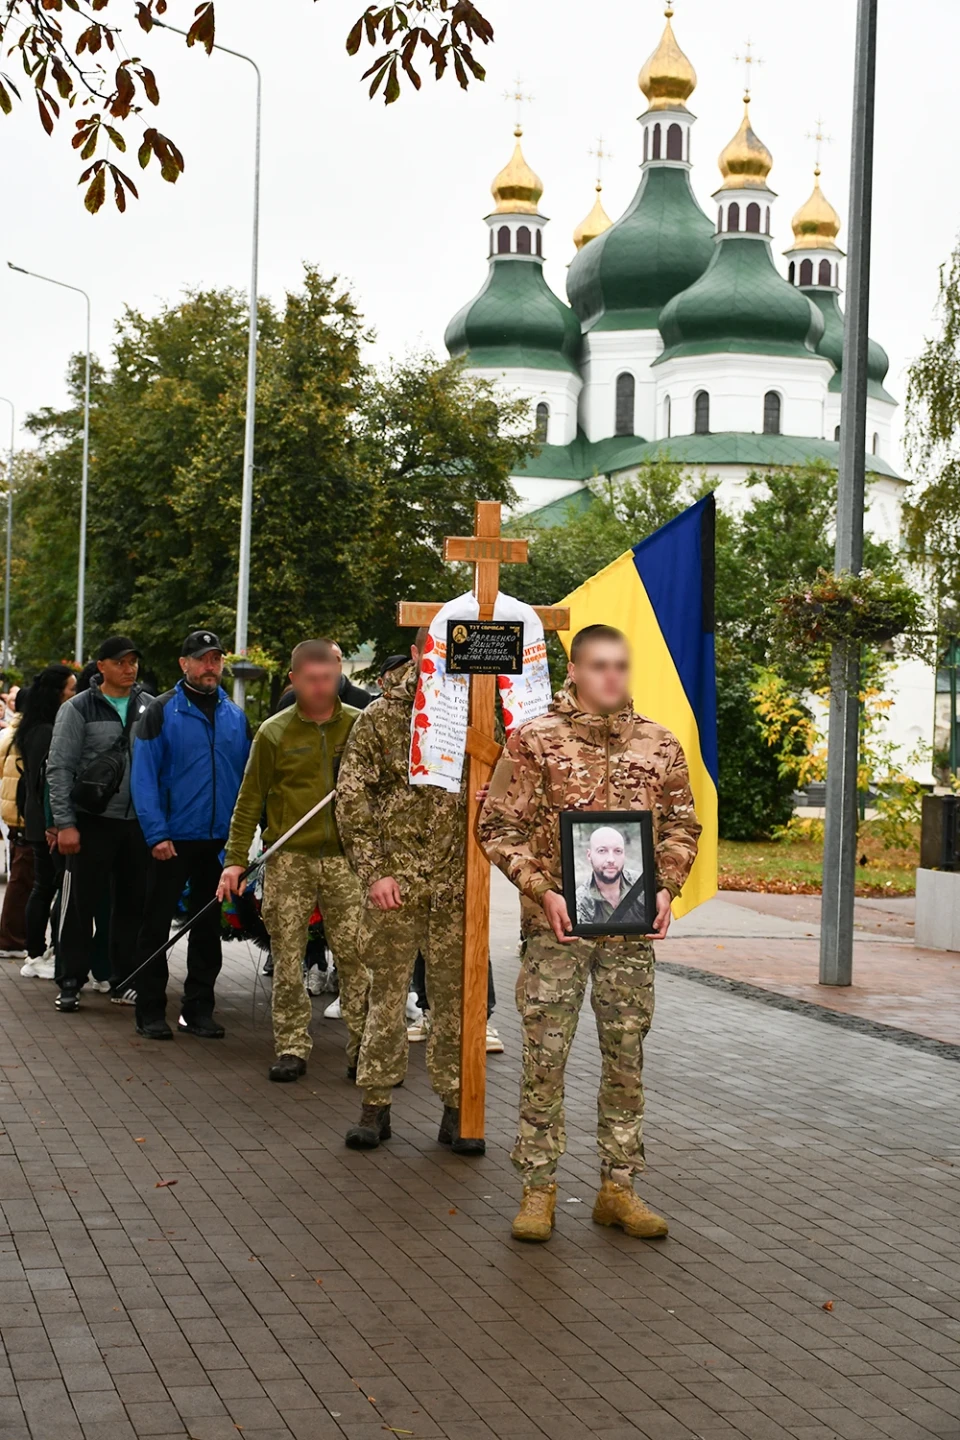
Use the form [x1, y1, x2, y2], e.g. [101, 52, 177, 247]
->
[773, 568, 922, 652]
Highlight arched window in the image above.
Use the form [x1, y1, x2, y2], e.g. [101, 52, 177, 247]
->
[615, 372, 636, 436]
[745, 201, 761, 232]
[664, 395, 672, 439]
[765, 206, 771, 233]
[872, 432, 879, 456]
[834, 424, 841, 442]
[534, 402, 549, 443]
[652, 123, 662, 160]
[788, 260, 796, 284]
[763, 391, 781, 435]
[497, 225, 511, 254]
[694, 390, 710, 435]
[666, 123, 683, 160]
[535, 229, 542, 256]
[643, 128, 649, 162]
[819, 258, 832, 286]
[727, 202, 740, 232]
[516, 225, 532, 255]
[799, 258, 814, 286]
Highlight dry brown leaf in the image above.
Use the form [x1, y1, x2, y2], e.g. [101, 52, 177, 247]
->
[155, 1178, 178, 1188]
[822, 1300, 834, 1311]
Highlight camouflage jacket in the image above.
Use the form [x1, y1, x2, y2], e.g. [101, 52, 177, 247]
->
[336, 662, 466, 893]
[478, 682, 700, 936]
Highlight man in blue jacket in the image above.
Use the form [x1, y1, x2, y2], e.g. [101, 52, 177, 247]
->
[130, 630, 251, 1040]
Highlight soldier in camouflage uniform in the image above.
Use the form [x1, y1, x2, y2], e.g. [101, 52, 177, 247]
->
[479, 624, 700, 1243]
[336, 639, 470, 1152]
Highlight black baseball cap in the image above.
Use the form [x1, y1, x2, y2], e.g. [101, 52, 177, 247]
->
[379, 653, 408, 678]
[182, 629, 224, 658]
[97, 635, 140, 662]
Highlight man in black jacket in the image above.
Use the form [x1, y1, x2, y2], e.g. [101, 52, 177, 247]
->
[47, 636, 152, 1013]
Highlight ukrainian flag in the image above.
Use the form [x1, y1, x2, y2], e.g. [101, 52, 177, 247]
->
[557, 493, 718, 917]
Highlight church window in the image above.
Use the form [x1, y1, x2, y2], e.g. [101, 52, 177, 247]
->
[872, 432, 879, 456]
[788, 260, 796, 284]
[666, 123, 683, 160]
[727, 202, 740, 232]
[535, 403, 549, 443]
[652, 123, 662, 160]
[799, 258, 814, 285]
[535, 229, 542, 256]
[694, 390, 710, 435]
[664, 395, 672, 438]
[819, 258, 832, 286]
[615, 373, 636, 436]
[745, 201, 761, 232]
[516, 225, 532, 254]
[834, 424, 841, 441]
[497, 225, 511, 254]
[763, 391, 781, 435]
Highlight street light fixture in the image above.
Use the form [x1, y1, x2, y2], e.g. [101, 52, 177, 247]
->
[152, 18, 261, 708]
[0, 398, 14, 668]
[7, 262, 91, 664]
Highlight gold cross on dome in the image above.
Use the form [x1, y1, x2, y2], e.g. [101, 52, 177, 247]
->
[733, 39, 764, 99]
[806, 116, 832, 169]
[588, 135, 613, 187]
[503, 76, 534, 132]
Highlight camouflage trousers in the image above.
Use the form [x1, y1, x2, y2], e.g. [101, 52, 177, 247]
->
[261, 852, 366, 1063]
[356, 875, 463, 1107]
[513, 932, 655, 1189]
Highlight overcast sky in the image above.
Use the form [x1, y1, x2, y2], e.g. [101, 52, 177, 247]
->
[1, 0, 956, 464]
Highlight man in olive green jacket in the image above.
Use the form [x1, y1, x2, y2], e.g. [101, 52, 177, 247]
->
[219, 640, 366, 1082]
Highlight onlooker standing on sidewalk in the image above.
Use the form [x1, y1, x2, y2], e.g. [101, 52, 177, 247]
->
[129, 631, 251, 1041]
[218, 640, 367, 1082]
[18, 665, 76, 977]
[47, 636, 152, 1013]
[0, 690, 34, 958]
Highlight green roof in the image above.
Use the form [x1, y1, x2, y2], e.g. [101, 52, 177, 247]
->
[566, 165, 715, 332]
[445, 257, 581, 374]
[803, 289, 896, 403]
[515, 428, 902, 485]
[515, 486, 597, 528]
[657, 235, 825, 361]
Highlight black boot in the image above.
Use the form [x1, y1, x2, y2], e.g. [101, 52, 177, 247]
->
[345, 1104, 392, 1150]
[346, 1064, 358, 1081]
[136, 1016, 173, 1040]
[439, 1104, 485, 1156]
[55, 979, 81, 1013]
[269, 1054, 306, 1082]
[178, 1015, 225, 1039]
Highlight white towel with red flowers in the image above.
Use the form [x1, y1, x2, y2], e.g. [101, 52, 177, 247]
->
[409, 590, 551, 793]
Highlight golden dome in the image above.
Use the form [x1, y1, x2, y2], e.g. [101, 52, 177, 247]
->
[790, 166, 842, 250]
[491, 126, 543, 214]
[638, 5, 696, 113]
[573, 183, 613, 250]
[718, 97, 773, 189]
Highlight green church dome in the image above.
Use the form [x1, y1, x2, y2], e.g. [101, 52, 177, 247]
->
[657, 234, 824, 361]
[445, 258, 582, 374]
[565, 166, 715, 332]
[803, 288, 894, 400]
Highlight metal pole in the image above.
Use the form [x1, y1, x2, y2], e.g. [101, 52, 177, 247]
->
[0, 398, 13, 668]
[819, 0, 878, 987]
[7, 264, 91, 663]
[153, 20, 261, 709]
[950, 636, 958, 777]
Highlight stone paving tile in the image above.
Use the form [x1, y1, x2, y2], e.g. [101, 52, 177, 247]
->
[0, 874, 959, 1440]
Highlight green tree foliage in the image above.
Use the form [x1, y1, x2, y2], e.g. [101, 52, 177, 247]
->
[12, 269, 531, 688]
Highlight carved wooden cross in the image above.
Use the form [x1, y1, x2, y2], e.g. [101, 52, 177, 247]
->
[398, 500, 569, 1148]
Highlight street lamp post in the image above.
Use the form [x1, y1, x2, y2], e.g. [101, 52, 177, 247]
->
[153, 20, 261, 708]
[7, 263, 91, 664]
[0, 398, 14, 668]
[944, 599, 960, 778]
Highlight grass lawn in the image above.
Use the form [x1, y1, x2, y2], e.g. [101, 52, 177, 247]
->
[718, 826, 919, 897]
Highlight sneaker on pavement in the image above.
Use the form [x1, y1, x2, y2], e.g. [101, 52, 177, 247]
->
[323, 995, 341, 1020]
[137, 1017, 173, 1040]
[0, 947, 27, 959]
[407, 1012, 431, 1043]
[55, 980, 81, 1013]
[306, 965, 324, 996]
[22, 950, 56, 979]
[485, 1025, 504, 1054]
[87, 980, 111, 994]
[405, 990, 423, 1023]
[110, 986, 137, 1005]
[262, 953, 274, 976]
[178, 1015, 225, 1039]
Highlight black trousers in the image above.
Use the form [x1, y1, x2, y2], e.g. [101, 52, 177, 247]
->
[132, 839, 225, 1023]
[58, 815, 149, 988]
[26, 840, 62, 959]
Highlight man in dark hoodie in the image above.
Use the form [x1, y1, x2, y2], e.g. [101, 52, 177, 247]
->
[47, 636, 153, 1012]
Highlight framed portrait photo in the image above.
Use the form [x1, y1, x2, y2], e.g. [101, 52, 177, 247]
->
[560, 810, 657, 937]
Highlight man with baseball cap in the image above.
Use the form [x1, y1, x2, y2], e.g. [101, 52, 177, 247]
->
[47, 634, 153, 1012]
[129, 630, 251, 1040]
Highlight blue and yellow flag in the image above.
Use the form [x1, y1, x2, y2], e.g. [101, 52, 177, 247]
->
[557, 494, 718, 917]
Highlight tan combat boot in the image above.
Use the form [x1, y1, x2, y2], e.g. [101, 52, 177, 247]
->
[511, 1183, 557, 1242]
[592, 1179, 668, 1238]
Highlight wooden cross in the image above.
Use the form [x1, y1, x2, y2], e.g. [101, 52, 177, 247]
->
[397, 501, 569, 1148]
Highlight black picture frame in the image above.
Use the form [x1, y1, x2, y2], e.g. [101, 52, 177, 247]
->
[560, 810, 657, 937]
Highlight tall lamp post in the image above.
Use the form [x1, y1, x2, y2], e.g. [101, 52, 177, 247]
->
[818, 0, 879, 988]
[0, 398, 13, 668]
[153, 19, 261, 708]
[7, 263, 91, 665]
[944, 598, 960, 777]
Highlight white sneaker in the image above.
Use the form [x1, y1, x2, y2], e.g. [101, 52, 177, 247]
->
[323, 995, 341, 1020]
[0, 948, 26, 959]
[405, 990, 423, 1023]
[486, 1025, 504, 1055]
[21, 948, 56, 979]
[20, 957, 41, 977]
[87, 980, 111, 993]
[306, 965, 324, 996]
[407, 1013, 431, 1043]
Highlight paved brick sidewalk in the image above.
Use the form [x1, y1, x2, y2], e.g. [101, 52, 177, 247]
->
[1, 881, 959, 1440]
